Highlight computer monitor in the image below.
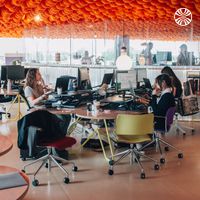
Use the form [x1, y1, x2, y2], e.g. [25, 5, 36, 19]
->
[137, 69, 147, 82]
[156, 51, 172, 64]
[24, 68, 38, 78]
[0, 65, 8, 81]
[101, 73, 114, 85]
[1, 65, 25, 81]
[78, 67, 92, 90]
[55, 75, 77, 93]
[116, 70, 137, 92]
[143, 78, 153, 90]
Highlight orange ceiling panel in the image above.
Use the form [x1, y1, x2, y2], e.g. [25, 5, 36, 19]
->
[0, 0, 199, 40]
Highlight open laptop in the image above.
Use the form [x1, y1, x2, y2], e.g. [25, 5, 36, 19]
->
[143, 78, 153, 90]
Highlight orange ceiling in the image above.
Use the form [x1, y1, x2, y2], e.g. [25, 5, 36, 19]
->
[0, 0, 200, 40]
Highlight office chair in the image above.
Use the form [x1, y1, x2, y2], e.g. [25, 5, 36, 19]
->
[108, 113, 159, 179]
[18, 110, 78, 186]
[140, 107, 183, 164]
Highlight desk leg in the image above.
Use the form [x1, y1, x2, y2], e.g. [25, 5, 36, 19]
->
[6, 94, 23, 121]
[95, 119, 114, 162]
[103, 119, 114, 159]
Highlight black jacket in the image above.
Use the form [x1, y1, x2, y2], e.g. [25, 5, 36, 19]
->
[17, 110, 70, 149]
[151, 92, 175, 130]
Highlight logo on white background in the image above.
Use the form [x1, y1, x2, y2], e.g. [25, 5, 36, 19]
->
[174, 8, 192, 26]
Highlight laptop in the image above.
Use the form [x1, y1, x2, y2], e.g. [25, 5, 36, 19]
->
[143, 78, 153, 90]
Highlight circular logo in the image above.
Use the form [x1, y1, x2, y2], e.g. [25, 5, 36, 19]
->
[174, 8, 192, 26]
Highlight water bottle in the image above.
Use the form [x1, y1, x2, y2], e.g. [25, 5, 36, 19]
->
[7, 79, 11, 93]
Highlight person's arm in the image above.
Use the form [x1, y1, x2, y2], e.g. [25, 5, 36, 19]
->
[25, 86, 47, 106]
[27, 94, 47, 106]
[151, 93, 175, 116]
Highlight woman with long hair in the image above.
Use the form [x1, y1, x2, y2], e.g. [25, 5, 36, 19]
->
[161, 66, 183, 98]
[151, 74, 175, 129]
[24, 68, 48, 106]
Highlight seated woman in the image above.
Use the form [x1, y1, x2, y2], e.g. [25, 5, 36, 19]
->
[161, 66, 183, 98]
[24, 68, 48, 106]
[151, 74, 175, 130]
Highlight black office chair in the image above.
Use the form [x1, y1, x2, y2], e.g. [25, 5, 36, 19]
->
[140, 107, 183, 164]
[18, 110, 78, 186]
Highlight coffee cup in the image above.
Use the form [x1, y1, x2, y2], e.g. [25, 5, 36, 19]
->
[57, 87, 62, 95]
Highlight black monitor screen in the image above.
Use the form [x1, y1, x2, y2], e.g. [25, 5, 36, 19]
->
[6, 65, 25, 80]
[24, 68, 38, 78]
[0, 65, 8, 81]
[78, 67, 92, 90]
[143, 78, 152, 90]
[156, 51, 172, 64]
[101, 73, 113, 85]
[55, 75, 77, 92]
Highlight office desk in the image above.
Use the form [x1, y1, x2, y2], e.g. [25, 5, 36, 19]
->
[0, 135, 13, 156]
[0, 166, 29, 200]
[0, 89, 25, 121]
[76, 109, 144, 162]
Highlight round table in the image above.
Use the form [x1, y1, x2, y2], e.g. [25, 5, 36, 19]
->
[0, 135, 13, 156]
[0, 166, 29, 200]
[76, 109, 144, 161]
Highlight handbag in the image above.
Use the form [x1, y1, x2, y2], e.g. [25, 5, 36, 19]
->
[177, 81, 199, 116]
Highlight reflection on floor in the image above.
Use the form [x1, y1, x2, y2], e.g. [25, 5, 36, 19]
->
[0, 119, 200, 200]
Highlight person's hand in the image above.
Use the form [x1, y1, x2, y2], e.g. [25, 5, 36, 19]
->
[152, 87, 161, 96]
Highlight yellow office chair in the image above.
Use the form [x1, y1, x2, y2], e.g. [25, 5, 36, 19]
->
[109, 113, 159, 179]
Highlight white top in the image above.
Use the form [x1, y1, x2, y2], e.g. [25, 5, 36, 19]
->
[116, 54, 132, 70]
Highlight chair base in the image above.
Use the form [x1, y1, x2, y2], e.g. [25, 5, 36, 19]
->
[108, 144, 159, 179]
[175, 114, 195, 135]
[140, 133, 183, 163]
[22, 148, 77, 186]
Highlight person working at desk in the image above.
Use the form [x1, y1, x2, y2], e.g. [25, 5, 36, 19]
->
[161, 66, 183, 98]
[151, 74, 175, 130]
[24, 68, 49, 106]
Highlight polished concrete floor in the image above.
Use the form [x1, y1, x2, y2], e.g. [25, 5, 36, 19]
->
[1, 116, 200, 200]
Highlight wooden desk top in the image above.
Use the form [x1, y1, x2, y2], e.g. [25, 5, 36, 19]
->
[0, 166, 29, 200]
[76, 109, 144, 120]
[0, 89, 18, 96]
[0, 136, 13, 156]
[29, 106, 85, 115]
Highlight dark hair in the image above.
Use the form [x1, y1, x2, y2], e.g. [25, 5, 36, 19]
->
[156, 74, 172, 89]
[25, 68, 38, 88]
[161, 66, 177, 78]
[121, 46, 127, 51]
[161, 66, 182, 93]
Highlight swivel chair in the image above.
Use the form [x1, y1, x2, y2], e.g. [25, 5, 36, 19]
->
[140, 107, 183, 164]
[108, 113, 159, 179]
[18, 110, 78, 186]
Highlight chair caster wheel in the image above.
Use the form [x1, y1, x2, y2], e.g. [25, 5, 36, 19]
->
[21, 157, 26, 161]
[160, 158, 165, 164]
[109, 160, 114, 166]
[32, 179, 39, 186]
[73, 166, 78, 172]
[108, 169, 114, 175]
[64, 177, 70, 184]
[178, 153, 183, 159]
[154, 164, 159, 170]
[140, 172, 145, 179]
[21, 169, 25, 173]
[183, 133, 186, 136]
[164, 146, 169, 151]
[45, 163, 48, 168]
